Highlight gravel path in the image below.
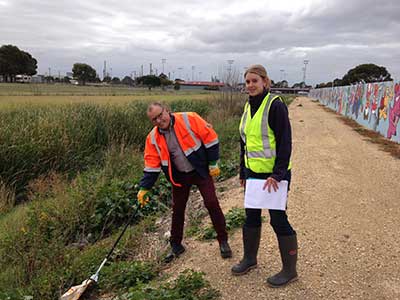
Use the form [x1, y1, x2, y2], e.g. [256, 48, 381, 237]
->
[163, 97, 400, 300]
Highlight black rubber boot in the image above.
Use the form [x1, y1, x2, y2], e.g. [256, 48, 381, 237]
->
[231, 226, 261, 275]
[219, 240, 232, 258]
[267, 234, 298, 287]
[164, 242, 185, 263]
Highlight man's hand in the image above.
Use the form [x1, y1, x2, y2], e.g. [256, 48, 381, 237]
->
[209, 161, 221, 177]
[263, 177, 279, 193]
[137, 188, 150, 207]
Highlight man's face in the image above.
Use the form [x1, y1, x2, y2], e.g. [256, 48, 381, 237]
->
[147, 105, 171, 129]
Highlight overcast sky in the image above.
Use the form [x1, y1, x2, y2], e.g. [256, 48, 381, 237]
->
[1, 0, 399, 85]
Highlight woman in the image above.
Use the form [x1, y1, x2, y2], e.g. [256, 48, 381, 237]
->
[231, 64, 298, 287]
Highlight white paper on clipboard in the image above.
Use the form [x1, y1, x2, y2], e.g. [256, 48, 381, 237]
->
[244, 179, 288, 210]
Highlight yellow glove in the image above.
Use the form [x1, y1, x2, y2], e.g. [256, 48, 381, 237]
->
[209, 162, 220, 177]
[137, 189, 150, 207]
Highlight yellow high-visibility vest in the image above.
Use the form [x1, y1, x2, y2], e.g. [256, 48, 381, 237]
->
[239, 93, 292, 173]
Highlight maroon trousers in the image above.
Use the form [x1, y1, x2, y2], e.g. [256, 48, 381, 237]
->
[170, 172, 228, 244]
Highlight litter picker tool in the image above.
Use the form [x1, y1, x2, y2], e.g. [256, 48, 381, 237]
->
[60, 205, 140, 300]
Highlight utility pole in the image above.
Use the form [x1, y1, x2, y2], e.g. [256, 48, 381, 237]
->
[103, 61, 106, 80]
[303, 60, 309, 84]
[141, 65, 144, 77]
[150, 63, 153, 75]
[280, 69, 285, 81]
[178, 67, 183, 79]
[227, 59, 234, 86]
[161, 58, 166, 74]
[191, 66, 195, 81]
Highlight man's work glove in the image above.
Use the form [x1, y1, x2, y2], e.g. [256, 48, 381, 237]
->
[137, 188, 150, 207]
[209, 161, 221, 177]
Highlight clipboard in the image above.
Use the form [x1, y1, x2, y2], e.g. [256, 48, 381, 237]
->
[244, 179, 288, 210]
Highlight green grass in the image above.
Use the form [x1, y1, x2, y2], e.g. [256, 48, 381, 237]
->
[0, 90, 293, 298]
[0, 98, 212, 204]
[0, 92, 244, 298]
[0, 83, 216, 96]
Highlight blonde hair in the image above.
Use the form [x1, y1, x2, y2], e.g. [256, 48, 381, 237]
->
[244, 64, 271, 88]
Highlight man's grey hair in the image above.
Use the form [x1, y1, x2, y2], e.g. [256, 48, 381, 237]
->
[147, 102, 170, 113]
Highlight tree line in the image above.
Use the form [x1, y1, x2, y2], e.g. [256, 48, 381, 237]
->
[0, 44, 174, 89]
[0, 44, 394, 89]
[0, 45, 37, 82]
[315, 64, 392, 88]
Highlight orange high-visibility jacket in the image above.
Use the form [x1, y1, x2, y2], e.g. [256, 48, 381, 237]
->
[139, 112, 219, 189]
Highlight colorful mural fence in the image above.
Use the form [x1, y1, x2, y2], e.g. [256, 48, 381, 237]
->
[309, 81, 400, 143]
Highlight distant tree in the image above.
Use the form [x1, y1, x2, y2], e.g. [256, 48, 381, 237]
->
[292, 81, 305, 89]
[94, 76, 101, 83]
[333, 78, 343, 86]
[174, 81, 181, 90]
[0, 45, 37, 82]
[137, 75, 161, 90]
[275, 80, 288, 88]
[341, 63, 392, 85]
[45, 76, 54, 83]
[103, 76, 111, 83]
[72, 63, 97, 85]
[159, 73, 173, 90]
[122, 76, 134, 86]
[111, 77, 121, 84]
[62, 76, 71, 83]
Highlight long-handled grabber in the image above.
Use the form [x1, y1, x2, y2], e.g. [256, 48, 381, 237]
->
[60, 205, 140, 300]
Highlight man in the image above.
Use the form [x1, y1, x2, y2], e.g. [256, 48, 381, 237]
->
[137, 102, 232, 263]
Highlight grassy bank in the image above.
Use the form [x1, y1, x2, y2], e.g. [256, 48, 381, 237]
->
[0, 92, 294, 298]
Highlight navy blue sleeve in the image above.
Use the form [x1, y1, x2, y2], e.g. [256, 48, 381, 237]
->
[268, 99, 292, 181]
[206, 143, 219, 163]
[139, 171, 160, 189]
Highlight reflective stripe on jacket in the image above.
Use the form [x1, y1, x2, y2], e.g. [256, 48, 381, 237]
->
[140, 112, 219, 189]
[239, 93, 292, 173]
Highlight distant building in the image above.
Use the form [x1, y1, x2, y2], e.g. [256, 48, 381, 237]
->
[31, 75, 45, 83]
[177, 80, 225, 90]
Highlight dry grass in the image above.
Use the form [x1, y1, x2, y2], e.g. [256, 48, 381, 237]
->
[0, 93, 214, 107]
[0, 181, 15, 214]
[319, 105, 400, 159]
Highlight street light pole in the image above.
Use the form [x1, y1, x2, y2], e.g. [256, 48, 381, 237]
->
[161, 58, 166, 74]
[303, 60, 309, 84]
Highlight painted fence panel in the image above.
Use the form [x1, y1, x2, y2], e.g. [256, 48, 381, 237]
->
[309, 82, 400, 143]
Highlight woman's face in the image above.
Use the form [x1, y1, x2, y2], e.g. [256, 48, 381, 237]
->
[245, 72, 267, 96]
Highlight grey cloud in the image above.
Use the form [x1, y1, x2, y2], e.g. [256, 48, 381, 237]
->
[0, 0, 399, 85]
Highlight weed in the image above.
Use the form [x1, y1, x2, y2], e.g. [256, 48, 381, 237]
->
[200, 207, 246, 240]
[122, 269, 220, 300]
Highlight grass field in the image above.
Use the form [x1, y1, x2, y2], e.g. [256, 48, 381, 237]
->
[0, 84, 217, 108]
[0, 83, 215, 96]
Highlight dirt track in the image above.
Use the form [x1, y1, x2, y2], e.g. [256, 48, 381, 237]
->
[163, 97, 400, 299]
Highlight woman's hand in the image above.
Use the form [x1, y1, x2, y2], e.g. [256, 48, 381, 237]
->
[263, 177, 279, 193]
